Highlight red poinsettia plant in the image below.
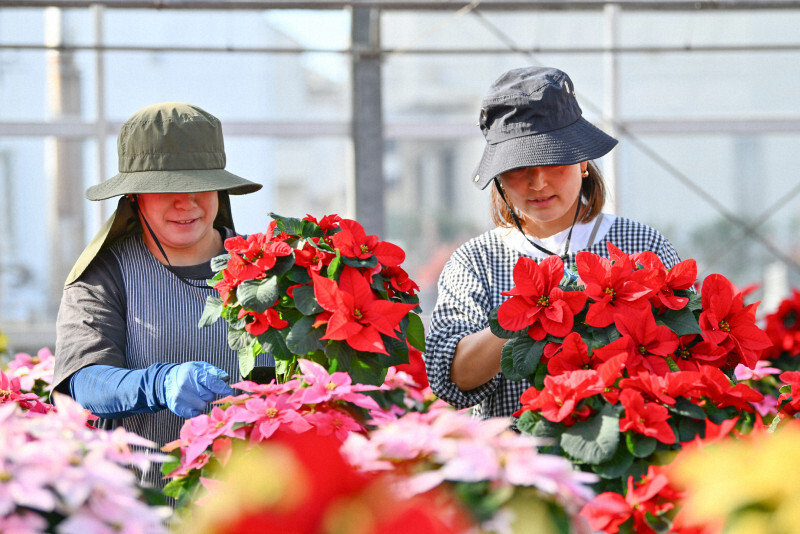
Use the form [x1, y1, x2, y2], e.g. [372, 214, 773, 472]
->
[488, 242, 773, 515]
[200, 213, 425, 385]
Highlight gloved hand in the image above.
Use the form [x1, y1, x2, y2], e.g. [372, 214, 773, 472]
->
[163, 362, 234, 418]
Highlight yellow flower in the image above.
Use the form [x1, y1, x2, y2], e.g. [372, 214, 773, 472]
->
[672, 423, 800, 534]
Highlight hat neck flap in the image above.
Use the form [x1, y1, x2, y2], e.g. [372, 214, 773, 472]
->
[64, 192, 235, 286]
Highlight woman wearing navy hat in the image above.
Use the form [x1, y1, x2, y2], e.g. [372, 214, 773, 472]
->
[424, 67, 681, 419]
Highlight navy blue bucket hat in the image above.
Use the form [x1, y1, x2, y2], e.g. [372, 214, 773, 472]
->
[471, 66, 618, 189]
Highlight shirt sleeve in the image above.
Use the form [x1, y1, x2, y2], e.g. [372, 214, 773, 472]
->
[655, 236, 682, 270]
[424, 249, 501, 410]
[53, 251, 128, 395]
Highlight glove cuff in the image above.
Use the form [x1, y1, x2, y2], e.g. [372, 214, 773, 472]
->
[154, 363, 181, 410]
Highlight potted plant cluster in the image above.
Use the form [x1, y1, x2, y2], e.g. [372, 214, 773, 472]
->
[199, 213, 425, 386]
[488, 243, 775, 531]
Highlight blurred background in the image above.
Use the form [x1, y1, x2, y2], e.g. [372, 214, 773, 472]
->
[1, 0, 800, 354]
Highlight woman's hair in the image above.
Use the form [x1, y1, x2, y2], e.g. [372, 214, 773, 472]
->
[489, 160, 606, 228]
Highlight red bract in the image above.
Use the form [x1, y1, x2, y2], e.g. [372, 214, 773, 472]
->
[498, 255, 587, 340]
[696, 365, 763, 412]
[223, 228, 293, 282]
[381, 265, 420, 298]
[698, 274, 772, 370]
[594, 308, 679, 376]
[581, 465, 681, 534]
[214, 269, 241, 305]
[239, 307, 289, 336]
[634, 252, 697, 311]
[331, 219, 405, 268]
[618, 389, 676, 445]
[777, 370, 800, 415]
[576, 245, 661, 328]
[672, 335, 727, 370]
[514, 369, 604, 424]
[302, 213, 342, 232]
[546, 332, 597, 376]
[313, 266, 417, 354]
[762, 288, 800, 359]
[293, 238, 334, 275]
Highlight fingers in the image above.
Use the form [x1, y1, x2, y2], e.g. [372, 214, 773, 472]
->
[197, 363, 235, 397]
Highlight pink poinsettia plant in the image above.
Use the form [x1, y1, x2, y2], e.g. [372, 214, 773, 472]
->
[341, 402, 599, 533]
[0, 394, 171, 533]
[200, 213, 424, 385]
[489, 243, 774, 532]
[4, 347, 55, 402]
[161, 358, 432, 508]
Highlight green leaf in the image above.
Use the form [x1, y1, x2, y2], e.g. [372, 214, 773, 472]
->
[227, 326, 251, 351]
[576, 322, 620, 350]
[488, 306, 528, 339]
[286, 265, 312, 285]
[593, 441, 634, 480]
[198, 295, 223, 328]
[528, 417, 564, 455]
[292, 284, 323, 315]
[657, 306, 702, 336]
[269, 212, 305, 235]
[342, 255, 378, 269]
[209, 253, 230, 272]
[405, 312, 427, 352]
[500, 336, 546, 382]
[301, 220, 325, 239]
[238, 277, 280, 313]
[327, 251, 343, 280]
[560, 404, 620, 465]
[515, 410, 539, 435]
[677, 416, 705, 443]
[257, 328, 293, 361]
[348, 355, 387, 386]
[326, 340, 354, 372]
[285, 315, 323, 355]
[378, 334, 409, 366]
[624, 432, 658, 458]
[669, 397, 706, 420]
[238, 342, 258, 379]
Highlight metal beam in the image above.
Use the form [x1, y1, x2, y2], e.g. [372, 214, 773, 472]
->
[3, 0, 800, 10]
[351, 6, 384, 235]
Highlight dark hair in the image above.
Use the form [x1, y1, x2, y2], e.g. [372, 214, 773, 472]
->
[489, 161, 606, 228]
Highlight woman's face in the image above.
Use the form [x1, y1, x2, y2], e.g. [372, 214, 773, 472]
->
[135, 191, 220, 265]
[498, 163, 587, 238]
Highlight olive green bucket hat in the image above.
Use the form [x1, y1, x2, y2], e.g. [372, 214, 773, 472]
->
[65, 102, 262, 286]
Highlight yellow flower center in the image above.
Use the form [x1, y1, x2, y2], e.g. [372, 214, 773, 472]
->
[537, 295, 550, 307]
[360, 244, 370, 254]
[719, 319, 731, 332]
[265, 408, 279, 418]
[604, 287, 616, 299]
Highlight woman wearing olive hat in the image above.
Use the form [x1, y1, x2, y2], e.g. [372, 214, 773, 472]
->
[52, 102, 263, 488]
[424, 67, 681, 419]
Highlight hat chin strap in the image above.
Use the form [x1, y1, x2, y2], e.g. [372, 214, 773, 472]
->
[129, 195, 214, 290]
[493, 177, 581, 258]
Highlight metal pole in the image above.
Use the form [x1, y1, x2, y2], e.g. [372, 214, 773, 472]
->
[92, 4, 107, 227]
[350, 6, 384, 235]
[44, 7, 85, 311]
[603, 3, 620, 214]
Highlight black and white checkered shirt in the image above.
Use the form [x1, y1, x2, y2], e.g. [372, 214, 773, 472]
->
[424, 216, 681, 419]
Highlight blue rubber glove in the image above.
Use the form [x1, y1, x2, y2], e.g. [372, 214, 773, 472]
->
[163, 362, 234, 418]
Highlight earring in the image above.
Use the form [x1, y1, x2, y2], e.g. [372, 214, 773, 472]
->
[581, 170, 589, 178]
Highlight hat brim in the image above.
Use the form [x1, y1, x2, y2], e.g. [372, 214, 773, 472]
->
[471, 117, 618, 189]
[85, 168, 262, 201]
